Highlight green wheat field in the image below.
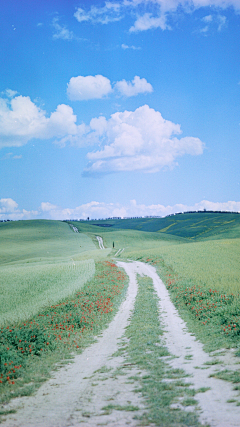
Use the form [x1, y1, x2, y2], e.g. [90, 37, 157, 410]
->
[1, 212, 240, 417]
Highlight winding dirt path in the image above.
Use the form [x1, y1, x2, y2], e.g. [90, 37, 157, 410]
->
[2, 261, 240, 427]
[133, 261, 240, 427]
[96, 236, 104, 249]
[2, 263, 141, 427]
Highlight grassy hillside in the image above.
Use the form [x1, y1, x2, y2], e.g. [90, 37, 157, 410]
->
[1, 214, 240, 405]
[70, 212, 240, 295]
[0, 220, 96, 265]
[0, 220, 99, 325]
[76, 212, 240, 240]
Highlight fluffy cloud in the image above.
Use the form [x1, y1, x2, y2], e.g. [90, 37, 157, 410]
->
[0, 94, 88, 148]
[1, 198, 239, 221]
[67, 75, 112, 101]
[0, 198, 18, 214]
[114, 76, 153, 96]
[83, 105, 204, 175]
[40, 202, 58, 212]
[129, 12, 169, 32]
[67, 75, 152, 100]
[0, 198, 38, 220]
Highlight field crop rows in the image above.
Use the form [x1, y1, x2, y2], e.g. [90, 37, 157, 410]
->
[142, 255, 240, 351]
[0, 260, 95, 326]
[150, 238, 240, 294]
[0, 261, 128, 394]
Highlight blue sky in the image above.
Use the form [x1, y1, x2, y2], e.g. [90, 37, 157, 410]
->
[0, 0, 239, 220]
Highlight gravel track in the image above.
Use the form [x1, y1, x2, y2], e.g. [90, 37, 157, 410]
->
[96, 236, 104, 249]
[2, 261, 240, 427]
[134, 261, 240, 427]
[2, 263, 140, 427]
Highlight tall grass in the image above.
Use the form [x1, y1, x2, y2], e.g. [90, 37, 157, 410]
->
[0, 260, 95, 326]
[149, 238, 240, 294]
[0, 220, 96, 265]
[98, 230, 240, 295]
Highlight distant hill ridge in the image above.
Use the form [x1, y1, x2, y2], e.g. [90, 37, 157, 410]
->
[69, 211, 240, 241]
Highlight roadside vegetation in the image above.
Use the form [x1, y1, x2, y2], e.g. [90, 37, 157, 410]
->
[0, 259, 95, 326]
[71, 212, 240, 353]
[1, 212, 239, 418]
[0, 260, 128, 407]
[122, 275, 201, 426]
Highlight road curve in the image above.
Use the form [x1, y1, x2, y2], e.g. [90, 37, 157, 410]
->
[96, 236, 104, 249]
[2, 261, 240, 427]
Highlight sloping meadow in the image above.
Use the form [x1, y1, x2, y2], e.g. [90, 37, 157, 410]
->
[119, 237, 240, 352]
[0, 260, 128, 398]
[0, 259, 95, 326]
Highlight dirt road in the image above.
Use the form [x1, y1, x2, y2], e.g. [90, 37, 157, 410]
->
[96, 236, 104, 249]
[134, 261, 240, 427]
[2, 261, 240, 427]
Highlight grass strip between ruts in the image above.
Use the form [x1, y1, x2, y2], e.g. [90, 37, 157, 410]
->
[127, 255, 240, 354]
[0, 260, 129, 415]
[123, 274, 202, 427]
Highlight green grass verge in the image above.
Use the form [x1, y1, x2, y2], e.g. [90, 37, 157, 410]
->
[122, 274, 201, 426]
[209, 370, 240, 384]
[137, 256, 240, 353]
[0, 260, 128, 410]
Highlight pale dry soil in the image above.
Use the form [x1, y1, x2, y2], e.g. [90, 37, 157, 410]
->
[96, 236, 105, 250]
[1, 261, 240, 427]
[133, 261, 240, 427]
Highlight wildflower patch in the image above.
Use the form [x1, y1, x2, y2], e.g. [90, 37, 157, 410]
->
[0, 261, 128, 387]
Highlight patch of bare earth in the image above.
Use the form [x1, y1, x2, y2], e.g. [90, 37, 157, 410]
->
[2, 261, 240, 427]
[1, 263, 145, 427]
[133, 261, 240, 427]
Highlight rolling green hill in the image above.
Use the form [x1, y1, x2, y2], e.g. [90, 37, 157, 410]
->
[70, 211, 240, 241]
[0, 220, 98, 325]
[0, 220, 96, 265]
[70, 212, 240, 296]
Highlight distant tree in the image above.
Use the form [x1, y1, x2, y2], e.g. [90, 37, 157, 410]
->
[113, 241, 114, 248]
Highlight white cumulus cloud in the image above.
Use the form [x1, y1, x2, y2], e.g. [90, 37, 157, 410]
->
[0, 198, 18, 214]
[129, 12, 169, 32]
[83, 105, 204, 175]
[114, 76, 153, 97]
[67, 75, 113, 101]
[67, 75, 152, 100]
[40, 202, 58, 212]
[1, 198, 239, 221]
[38, 199, 240, 220]
[0, 94, 89, 148]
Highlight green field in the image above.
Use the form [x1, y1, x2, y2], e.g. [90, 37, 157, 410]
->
[70, 212, 240, 351]
[0, 220, 96, 265]
[71, 212, 240, 295]
[1, 212, 240, 407]
[75, 211, 240, 240]
[0, 220, 98, 325]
